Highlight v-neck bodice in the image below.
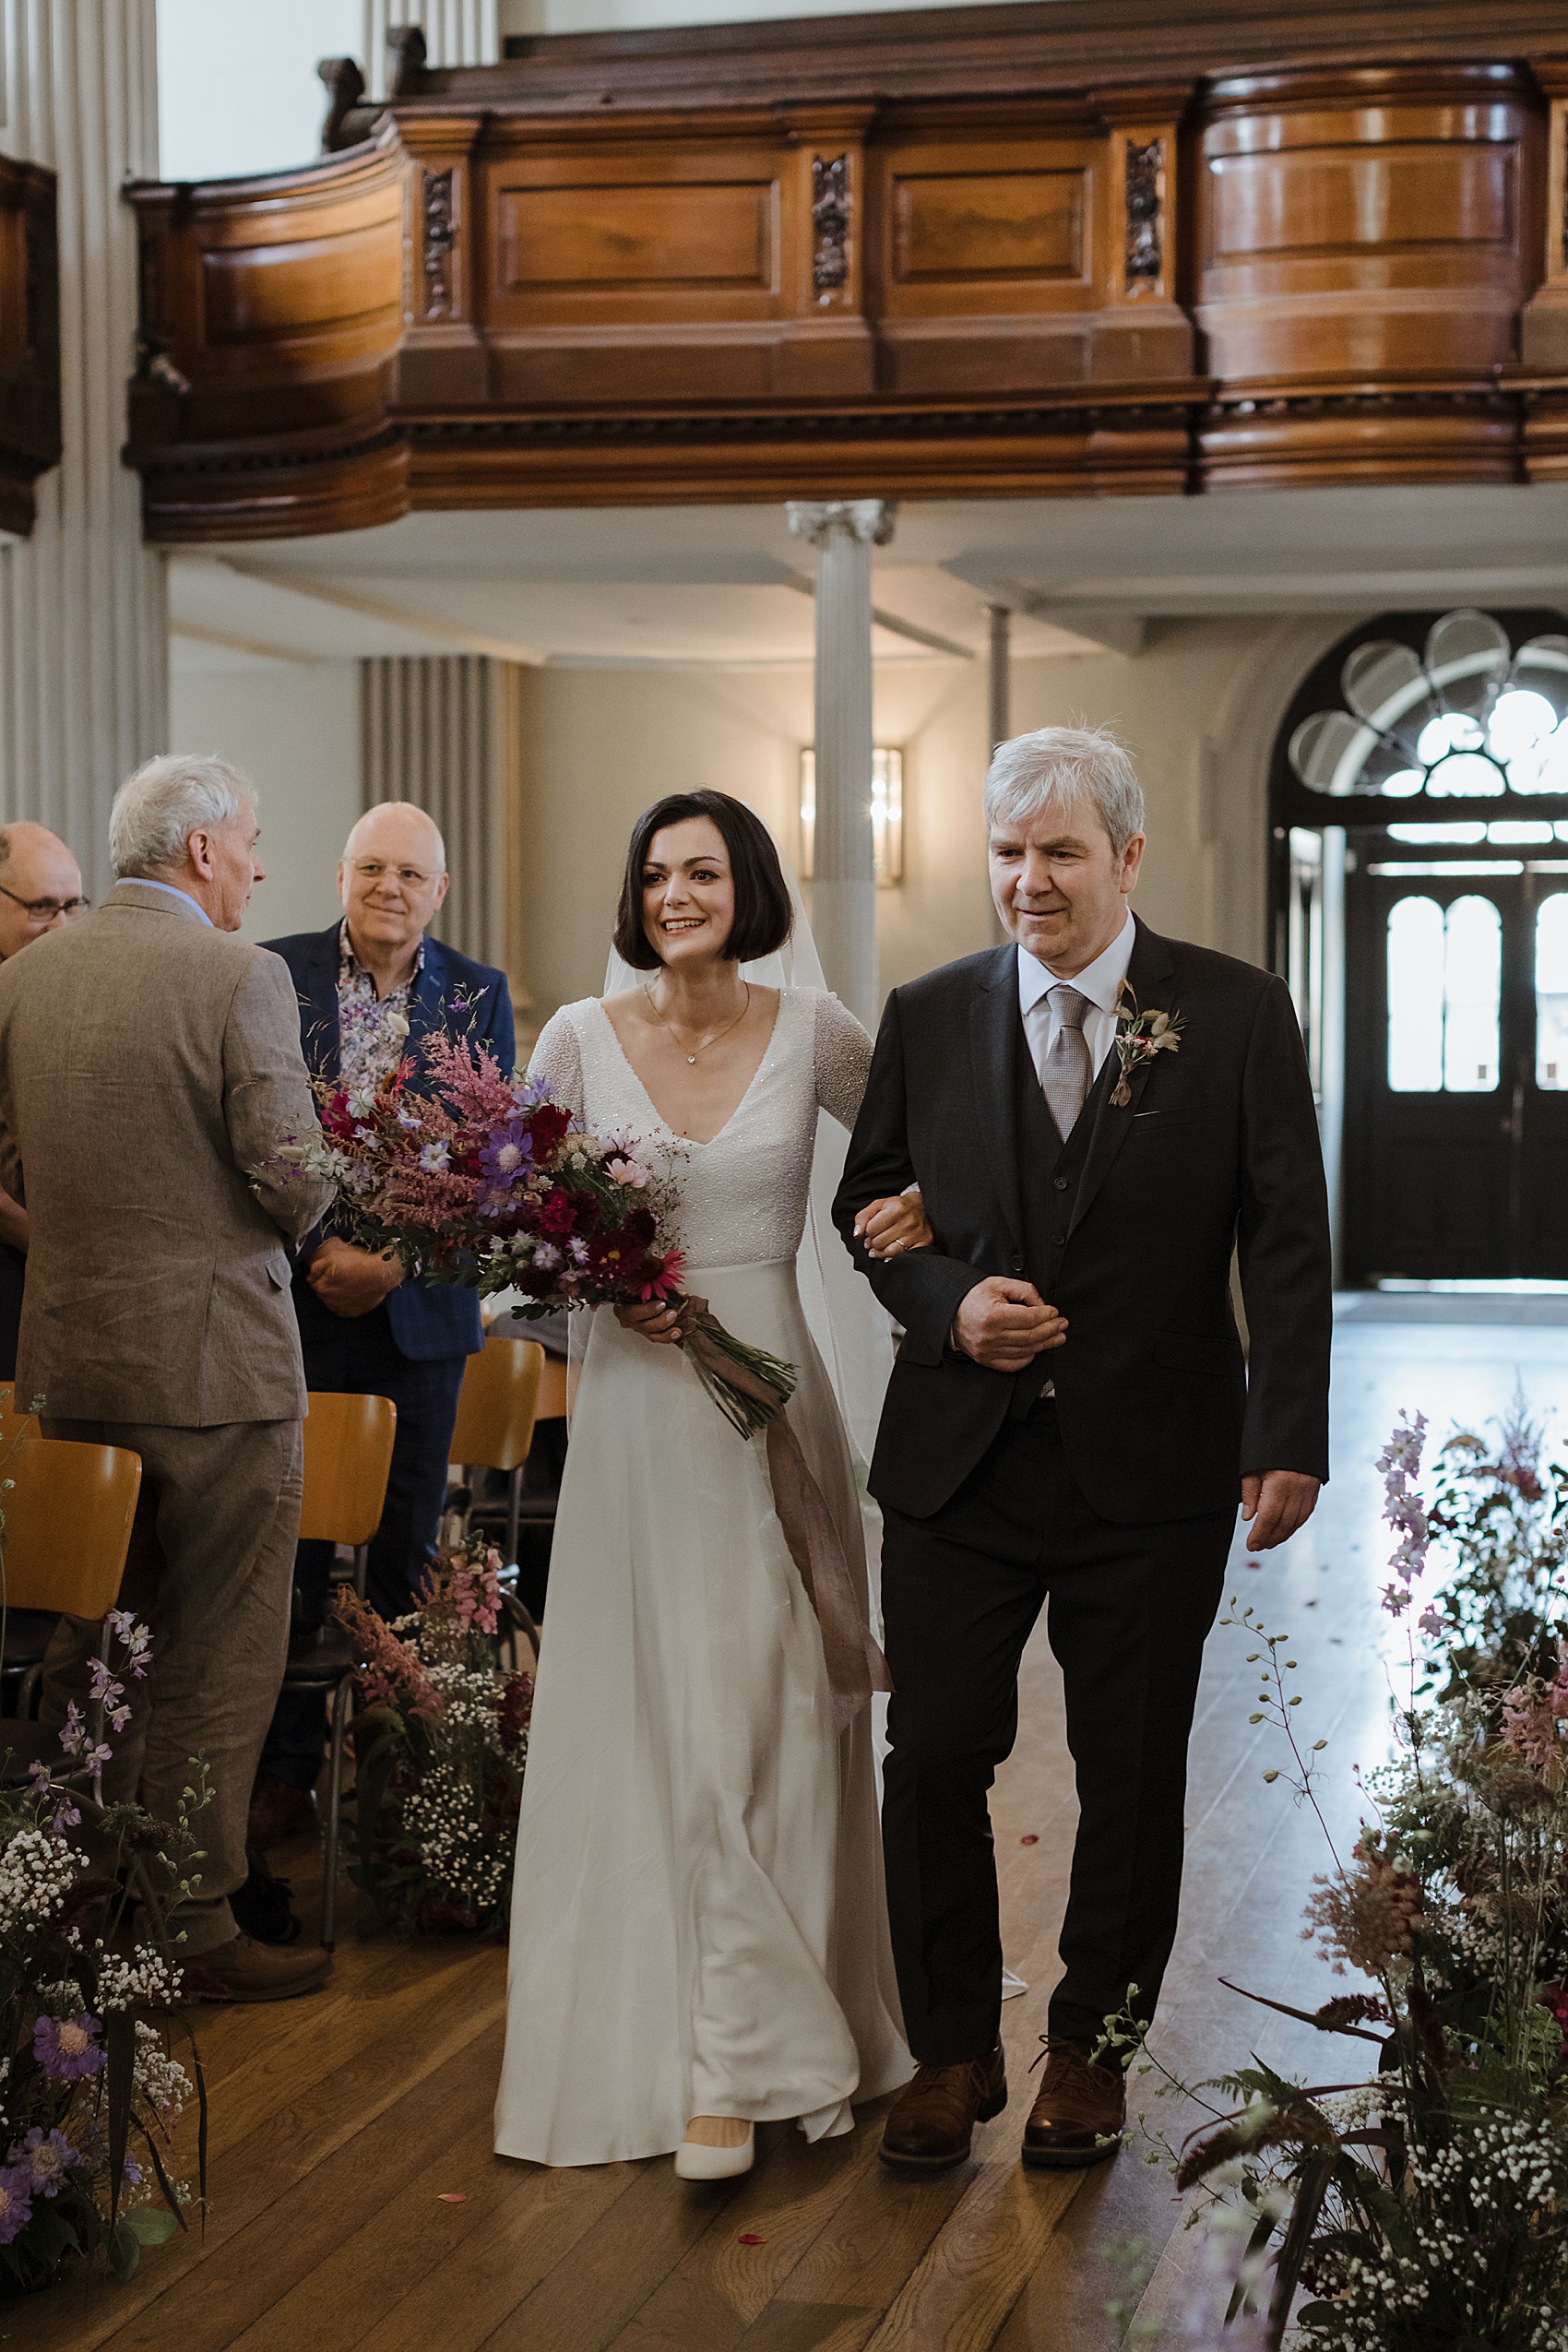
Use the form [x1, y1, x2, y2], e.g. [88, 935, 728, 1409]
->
[529, 985, 870, 1271]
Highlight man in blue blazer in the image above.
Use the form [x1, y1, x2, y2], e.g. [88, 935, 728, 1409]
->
[250, 801, 515, 1845]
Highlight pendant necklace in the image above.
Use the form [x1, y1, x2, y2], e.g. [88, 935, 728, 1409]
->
[643, 980, 751, 1063]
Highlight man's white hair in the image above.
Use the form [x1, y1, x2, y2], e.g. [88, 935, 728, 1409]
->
[983, 724, 1146, 855]
[344, 801, 447, 872]
[109, 753, 254, 880]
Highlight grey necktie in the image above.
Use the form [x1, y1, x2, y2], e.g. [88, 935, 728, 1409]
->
[1039, 984, 1091, 1142]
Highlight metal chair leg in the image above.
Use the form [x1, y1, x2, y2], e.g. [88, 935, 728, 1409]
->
[321, 1674, 352, 1951]
[351, 1542, 368, 1601]
[506, 1465, 522, 1567]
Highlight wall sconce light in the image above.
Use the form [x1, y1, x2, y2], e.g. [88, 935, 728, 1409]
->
[799, 746, 904, 885]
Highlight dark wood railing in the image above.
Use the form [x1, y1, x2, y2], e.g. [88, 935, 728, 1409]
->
[0, 150, 59, 537]
[123, 1, 1568, 538]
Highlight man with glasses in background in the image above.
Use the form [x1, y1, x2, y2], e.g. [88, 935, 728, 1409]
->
[0, 824, 88, 1378]
[249, 800, 514, 1849]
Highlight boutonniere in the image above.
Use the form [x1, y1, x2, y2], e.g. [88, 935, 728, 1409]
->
[1111, 982, 1184, 1107]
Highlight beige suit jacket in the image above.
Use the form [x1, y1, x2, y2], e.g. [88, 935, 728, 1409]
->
[0, 881, 333, 1425]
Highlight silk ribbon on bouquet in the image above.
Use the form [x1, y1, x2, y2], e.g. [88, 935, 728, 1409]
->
[673, 1293, 892, 1730]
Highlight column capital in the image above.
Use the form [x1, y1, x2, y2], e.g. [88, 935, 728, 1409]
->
[786, 498, 897, 550]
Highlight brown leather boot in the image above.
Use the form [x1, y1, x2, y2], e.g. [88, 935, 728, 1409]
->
[1022, 2039, 1126, 2168]
[880, 2045, 1007, 2175]
[178, 1932, 332, 2004]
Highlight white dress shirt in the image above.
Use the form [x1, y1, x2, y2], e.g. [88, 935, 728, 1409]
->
[1017, 911, 1136, 1087]
[129, 877, 213, 927]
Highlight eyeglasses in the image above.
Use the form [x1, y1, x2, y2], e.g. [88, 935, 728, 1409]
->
[350, 860, 440, 888]
[0, 882, 89, 921]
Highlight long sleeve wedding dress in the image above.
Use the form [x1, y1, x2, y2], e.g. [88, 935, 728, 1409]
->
[493, 985, 911, 2167]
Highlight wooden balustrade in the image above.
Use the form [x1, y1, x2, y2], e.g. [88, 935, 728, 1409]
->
[122, 2, 1568, 536]
[0, 151, 59, 538]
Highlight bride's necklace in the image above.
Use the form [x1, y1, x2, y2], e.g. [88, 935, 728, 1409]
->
[642, 980, 750, 1065]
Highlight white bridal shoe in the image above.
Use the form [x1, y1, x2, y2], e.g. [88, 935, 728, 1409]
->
[674, 2120, 756, 2180]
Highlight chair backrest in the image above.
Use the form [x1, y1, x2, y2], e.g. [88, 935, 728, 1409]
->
[300, 1392, 398, 1548]
[450, 1336, 544, 1473]
[0, 1384, 41, 1446]
[534, 1355, 569, 1424]
[0, 1438, 142, 1617]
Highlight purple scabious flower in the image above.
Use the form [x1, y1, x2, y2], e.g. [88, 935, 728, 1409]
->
[0, 2162, 32, 2245]
[480, 1119, 533, 1185]
[19, 2126, 77, 2198]
[32, 2011, 105, 2082]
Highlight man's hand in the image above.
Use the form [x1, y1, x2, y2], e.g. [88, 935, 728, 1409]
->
[305, 1236, 406, 1320]
[1241, 1470, 1320, 1552]
[952, 1277, 1067, 1372]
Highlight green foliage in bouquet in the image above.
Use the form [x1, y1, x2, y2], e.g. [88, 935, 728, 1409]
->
[0, 1613, 209, 2297]
[1125, 1404, 1568, 2351]
[337, 1539, 531, 1938]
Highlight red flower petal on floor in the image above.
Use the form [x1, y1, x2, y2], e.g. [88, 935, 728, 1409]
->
[437, 2192, 469, 2204]
[1020, 1834, 1039, 1845]
[738, 2233, 765, 2245]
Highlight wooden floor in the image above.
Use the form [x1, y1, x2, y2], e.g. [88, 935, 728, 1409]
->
[18, 1305, 1564, 2351]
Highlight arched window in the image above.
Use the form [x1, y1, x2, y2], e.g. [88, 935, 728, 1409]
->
[1386, 894, 1501, 1093]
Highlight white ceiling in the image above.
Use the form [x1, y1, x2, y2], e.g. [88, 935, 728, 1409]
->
[170, 483, 1568, 676]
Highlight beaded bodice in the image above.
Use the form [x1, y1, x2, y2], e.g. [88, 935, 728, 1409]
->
[529, 987, 871, 1269]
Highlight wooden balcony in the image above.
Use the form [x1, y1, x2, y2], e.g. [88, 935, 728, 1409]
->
[0, 149, 59, 537]
[123, 1, 1568, 540]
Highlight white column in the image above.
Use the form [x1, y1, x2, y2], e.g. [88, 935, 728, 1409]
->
[0, 0, 166, 900]
[362, 0, 499, 98]
[362, 653, 510, 970]
[786, 498, 895, 1032]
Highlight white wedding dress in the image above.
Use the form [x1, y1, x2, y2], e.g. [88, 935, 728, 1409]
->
[493, 985, 912, 2168]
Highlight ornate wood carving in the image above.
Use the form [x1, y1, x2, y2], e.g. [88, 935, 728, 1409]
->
[811, 155, 849, 300]
[317, 56, 367, 155]
[117, 9, 1568, 534]
[0, 153, 60, 538]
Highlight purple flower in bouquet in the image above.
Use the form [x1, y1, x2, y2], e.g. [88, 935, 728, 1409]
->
[18, 2126, 77, 2198]
[1377, 1408, 1431, 1616]
[480, 1118, 534, 1187]
[0, 2162, 32, 2246]
[33, 2011, 104, 2082]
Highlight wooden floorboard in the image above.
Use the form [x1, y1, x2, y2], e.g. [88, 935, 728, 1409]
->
[19, 1313, 1550, 2350]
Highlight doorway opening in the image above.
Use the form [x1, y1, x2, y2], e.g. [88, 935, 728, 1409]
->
[1269, 609, 1568, 1285]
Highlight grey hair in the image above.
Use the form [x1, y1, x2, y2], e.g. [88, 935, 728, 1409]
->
[109, 754, 254, 879]
[982, 724, 1145, 855]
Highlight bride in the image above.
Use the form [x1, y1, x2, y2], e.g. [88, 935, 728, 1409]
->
[494, 790, 927, 2177]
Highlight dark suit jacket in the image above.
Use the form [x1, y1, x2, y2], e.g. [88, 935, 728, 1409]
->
[833, 920, 1332, 1526]
[265, 923, 516, 1364]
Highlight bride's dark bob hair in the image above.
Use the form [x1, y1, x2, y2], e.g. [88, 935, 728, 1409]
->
[613, 790, 794, 970]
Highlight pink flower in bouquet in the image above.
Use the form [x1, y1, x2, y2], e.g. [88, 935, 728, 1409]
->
[451, 1550, 502, 1636]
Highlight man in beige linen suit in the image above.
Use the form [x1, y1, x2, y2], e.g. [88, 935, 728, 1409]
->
[0, 754, 335, 2000]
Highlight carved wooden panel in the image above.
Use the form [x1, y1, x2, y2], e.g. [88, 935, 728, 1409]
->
[0, 154, 59, 537]
[1198, 68, 1535, 380]
[115, 11, 1568, 532]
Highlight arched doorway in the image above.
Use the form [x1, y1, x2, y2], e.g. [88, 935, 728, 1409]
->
[1270, 610, 1568, 1284]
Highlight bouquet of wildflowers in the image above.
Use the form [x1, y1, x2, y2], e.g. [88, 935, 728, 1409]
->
[1129, 1407, 1568, 2350]
[337, 1538, 532, 1938]
[0, 1612, 208, 2292]
[285, 1033, 797, 1439]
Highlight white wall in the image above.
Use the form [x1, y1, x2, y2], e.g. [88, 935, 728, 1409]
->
[169, 659, 362, 944]
[158, 0, 361, 182]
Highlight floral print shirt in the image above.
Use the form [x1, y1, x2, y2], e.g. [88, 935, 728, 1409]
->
[337, 921, 422, 1099]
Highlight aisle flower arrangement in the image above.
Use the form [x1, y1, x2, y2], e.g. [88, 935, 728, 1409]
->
[1135, 1404, 1568, 2349]
[337, 1538, 533, 1938]
[0, 1613, 208, 2296]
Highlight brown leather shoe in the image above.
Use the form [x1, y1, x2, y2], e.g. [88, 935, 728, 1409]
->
[246, 1774, 317, 1851]
[178, 1931, 332, 2004]
[880, 2045, 1007, 2175]
[1022, 2039, 1126, 2168]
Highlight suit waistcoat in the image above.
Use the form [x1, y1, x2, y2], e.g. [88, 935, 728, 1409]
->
[1010, 1012, 1112, 1418]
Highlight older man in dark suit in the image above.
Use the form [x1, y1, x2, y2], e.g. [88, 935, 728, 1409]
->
[836, 725, 1332, 2177]
[250, 800, 515, 1844]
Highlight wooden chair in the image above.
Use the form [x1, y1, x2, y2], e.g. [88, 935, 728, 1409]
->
[0, 1384, 54, 1716]
[284, 1391, 397, 1949]
[450, 1336, 545, 1675]
[0, 1437, 142, 1783]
